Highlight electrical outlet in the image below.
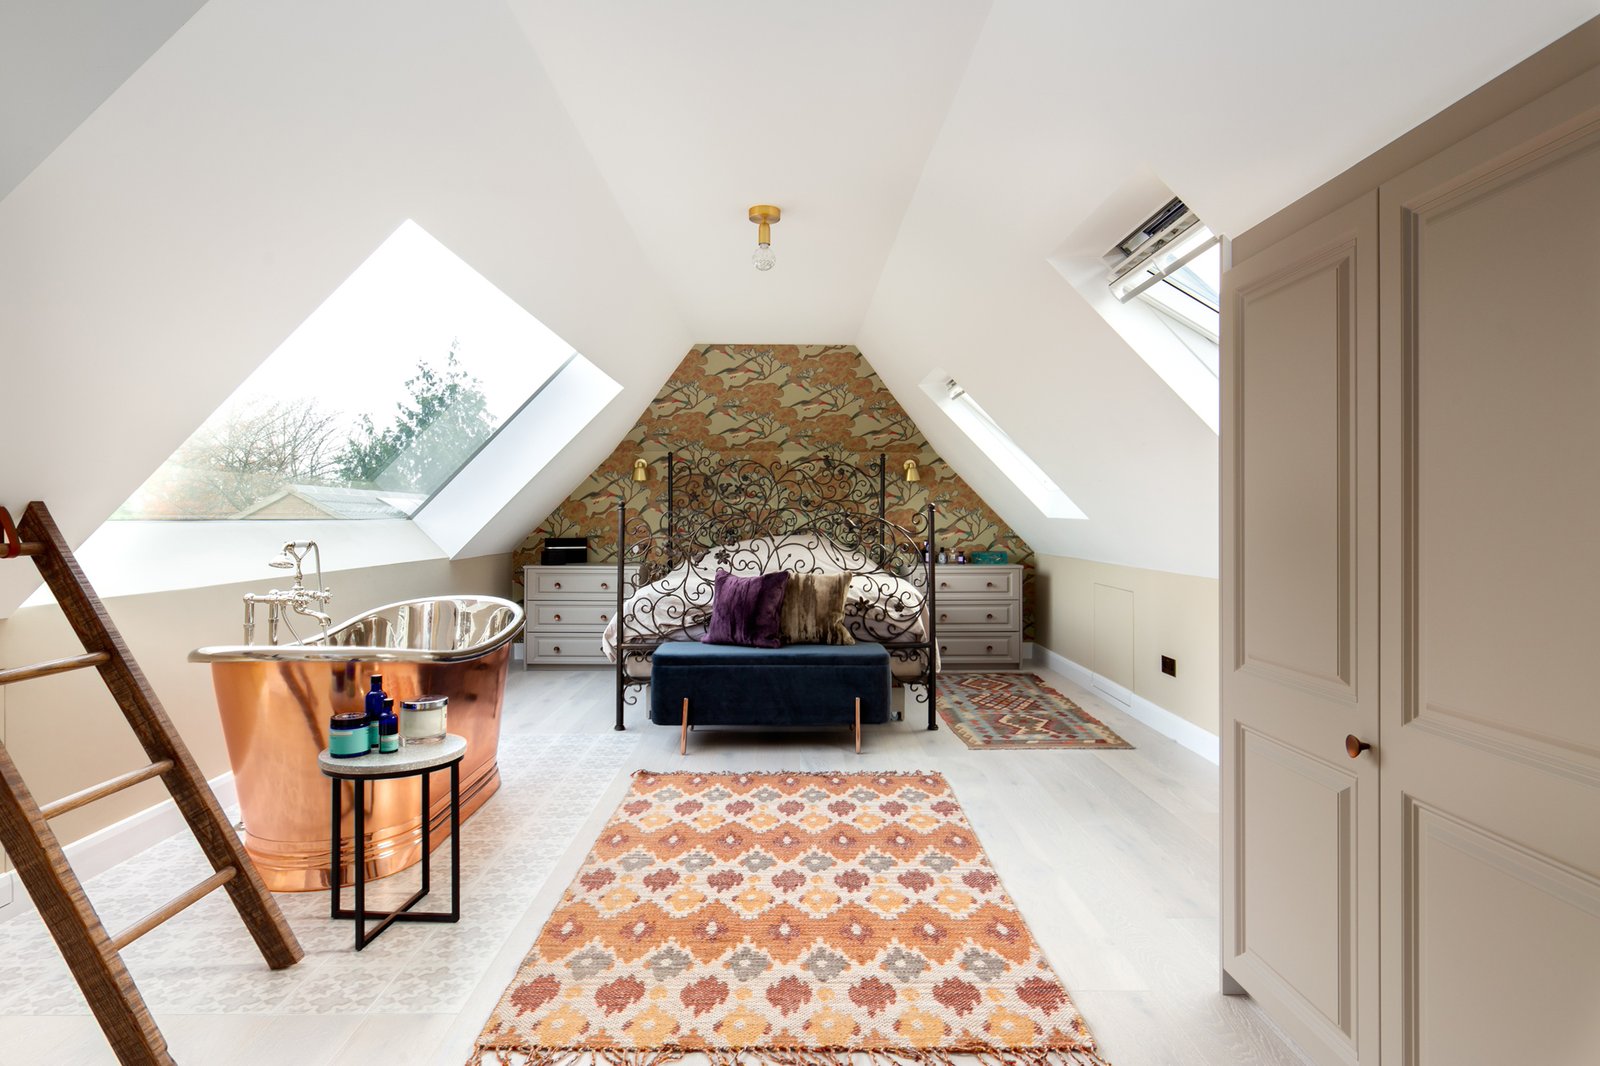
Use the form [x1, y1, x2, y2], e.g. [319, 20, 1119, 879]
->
[1160, 655, 1177, 677]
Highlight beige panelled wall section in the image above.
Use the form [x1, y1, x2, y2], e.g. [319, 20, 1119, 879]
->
[1032, 554, 1219, 734]
[1222, 30, 1600, 1066]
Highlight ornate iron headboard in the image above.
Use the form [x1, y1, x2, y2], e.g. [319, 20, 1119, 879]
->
[612, 452, 939, 732]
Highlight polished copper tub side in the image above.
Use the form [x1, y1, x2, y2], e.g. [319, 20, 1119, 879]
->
[197, 598, 519, 892]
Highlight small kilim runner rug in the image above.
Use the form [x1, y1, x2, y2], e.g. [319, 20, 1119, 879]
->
[936, 674, 1132, 751]
[472, 771, 1111, 1066]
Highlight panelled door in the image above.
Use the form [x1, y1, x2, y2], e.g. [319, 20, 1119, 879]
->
[1376, 70, 1600, 1066]
[1221, 191, 1381, 1066]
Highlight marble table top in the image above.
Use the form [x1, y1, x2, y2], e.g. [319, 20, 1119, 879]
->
[318, 733, 467, 777]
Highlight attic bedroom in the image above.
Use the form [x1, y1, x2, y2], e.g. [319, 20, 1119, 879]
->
[1, 4, 1597, 1065]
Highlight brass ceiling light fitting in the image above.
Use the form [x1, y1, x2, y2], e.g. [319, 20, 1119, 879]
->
[903, 459, 921, 483]
[749, 204, 780, 271]
[632, 458, 651, 482]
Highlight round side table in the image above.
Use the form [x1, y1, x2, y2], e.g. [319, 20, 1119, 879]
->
[317, 733, 467, 951]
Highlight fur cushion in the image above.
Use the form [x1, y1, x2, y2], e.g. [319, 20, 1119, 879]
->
[779, 572, 857, 646]
[702, 570, 789, 648]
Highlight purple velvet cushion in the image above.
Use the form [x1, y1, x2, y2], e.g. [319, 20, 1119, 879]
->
[702, 570, 790, 648]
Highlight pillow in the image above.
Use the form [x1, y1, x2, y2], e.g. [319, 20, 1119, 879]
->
[780, 572, 857, 646]
[702, 570, 789, 648]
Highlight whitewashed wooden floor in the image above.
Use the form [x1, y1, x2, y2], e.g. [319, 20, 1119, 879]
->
[0, 662, 1309, 1065]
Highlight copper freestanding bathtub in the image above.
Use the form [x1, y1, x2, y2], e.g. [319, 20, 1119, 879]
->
[190, 596, 523, 892]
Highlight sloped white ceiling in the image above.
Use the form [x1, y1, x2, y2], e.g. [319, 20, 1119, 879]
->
[0, 0, 690, 616]
[508, 1, 991, 342]
[0, 0, 207, 200]
[1, 0, 1594, 614]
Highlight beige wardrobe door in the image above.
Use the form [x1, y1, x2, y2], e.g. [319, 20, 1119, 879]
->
[1222, 191, 1380, 1066]
[1378, 70, 1600, 1066]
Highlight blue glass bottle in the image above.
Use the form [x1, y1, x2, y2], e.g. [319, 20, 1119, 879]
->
[364, 675, 388, 753]
[378, 702, 400, 754]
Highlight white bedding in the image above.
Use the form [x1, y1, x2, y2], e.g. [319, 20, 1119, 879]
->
[600, 533, 934, 675]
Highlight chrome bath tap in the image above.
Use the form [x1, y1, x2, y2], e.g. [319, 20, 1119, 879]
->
[243, 541, 333, 645]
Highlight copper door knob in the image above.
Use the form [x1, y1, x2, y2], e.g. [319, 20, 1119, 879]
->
[1345, 734, 1371, 759]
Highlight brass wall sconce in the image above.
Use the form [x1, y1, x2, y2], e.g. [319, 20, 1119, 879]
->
[903, 459, 921, 483]
[632, 458, 650, 482]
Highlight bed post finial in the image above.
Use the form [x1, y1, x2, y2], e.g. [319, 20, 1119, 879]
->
[926, 500, 938, 731]
[615, 497, 627, 731]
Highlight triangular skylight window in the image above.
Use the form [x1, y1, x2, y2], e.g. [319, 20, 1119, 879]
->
[115, 220, 615, 521]
[922, 375, 1087, 520]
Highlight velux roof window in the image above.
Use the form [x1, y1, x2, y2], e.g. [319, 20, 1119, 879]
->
[116, 220, 600, 520]
[1107, 199, 1221, 351]
[928, 377, 1087, 520]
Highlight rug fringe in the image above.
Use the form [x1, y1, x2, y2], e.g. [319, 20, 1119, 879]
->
[467, 1045, 1111, 1066]
[629, 771, 951, 780]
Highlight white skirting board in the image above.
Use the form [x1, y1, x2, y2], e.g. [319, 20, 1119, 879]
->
[0, 771, 237, 925]
[1030, 644, 1220, 764]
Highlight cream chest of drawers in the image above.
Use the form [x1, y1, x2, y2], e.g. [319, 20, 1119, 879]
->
[931, 564, 1024, 670]
[523, 565, 639, 668]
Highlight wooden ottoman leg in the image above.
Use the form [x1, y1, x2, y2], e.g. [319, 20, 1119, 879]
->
[680, 698, 689, 756]
[854, 697, 861, 755]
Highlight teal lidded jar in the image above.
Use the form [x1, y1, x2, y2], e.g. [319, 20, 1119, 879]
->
[328, 712, 370, 758]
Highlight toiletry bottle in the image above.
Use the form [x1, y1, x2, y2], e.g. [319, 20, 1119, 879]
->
[365, 675, 388, 752]
[328, 712, 369, 759]
[937, 548, 947, 565]
[956, 550, 967, 564]
[379, 703, 400, 754]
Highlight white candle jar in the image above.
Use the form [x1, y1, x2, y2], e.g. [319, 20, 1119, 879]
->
[400, 695, 448, 744]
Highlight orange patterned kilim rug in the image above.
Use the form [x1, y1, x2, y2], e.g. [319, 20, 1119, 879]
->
[472, 771, 1111, 1066]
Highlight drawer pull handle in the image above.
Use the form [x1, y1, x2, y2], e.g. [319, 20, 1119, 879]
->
[985, 613, 994, 621]
[939, 582, 949, 589]
[600, 614, 608, 622]
[553, 614, 561, 622]
[939, 646, 948, 653]
[553, 646, 561, 654]
[553, 581, 562, 590]
[1345, 734, 1371, 759]
[985, 581, 995, 588]
[601, 581, 609, 589]
[986, 645, 994, 653]
[939, 614, 948, 622]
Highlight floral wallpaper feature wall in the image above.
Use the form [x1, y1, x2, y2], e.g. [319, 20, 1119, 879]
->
[515, 344, 1038, 635]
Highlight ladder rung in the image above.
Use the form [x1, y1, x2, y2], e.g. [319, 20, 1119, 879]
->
[109, 867, 236, 952]
[1, 541, 46, 557]
[0, 651, 110, 686]
[40, 760, 174, 821]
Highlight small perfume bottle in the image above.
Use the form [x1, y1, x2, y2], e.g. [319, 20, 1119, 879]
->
[378, 704, 400, 754]
[956, 550, 967, 564]
[364, 675, 388, 752]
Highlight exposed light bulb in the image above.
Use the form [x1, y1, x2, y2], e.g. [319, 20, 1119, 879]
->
[752, 242, 776, 271]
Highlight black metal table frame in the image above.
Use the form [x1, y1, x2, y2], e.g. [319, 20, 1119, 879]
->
[325, 756, 461, 951]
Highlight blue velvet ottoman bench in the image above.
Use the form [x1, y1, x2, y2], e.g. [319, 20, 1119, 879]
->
[648, 641, 891, 754]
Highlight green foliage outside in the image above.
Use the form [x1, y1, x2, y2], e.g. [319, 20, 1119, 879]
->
[336, 344, 495, 493]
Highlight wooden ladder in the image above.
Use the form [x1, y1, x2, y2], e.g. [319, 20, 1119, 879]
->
[0, 501, 302, 1065]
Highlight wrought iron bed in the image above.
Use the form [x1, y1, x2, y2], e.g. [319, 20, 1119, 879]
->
[611, 452, 939, 732]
